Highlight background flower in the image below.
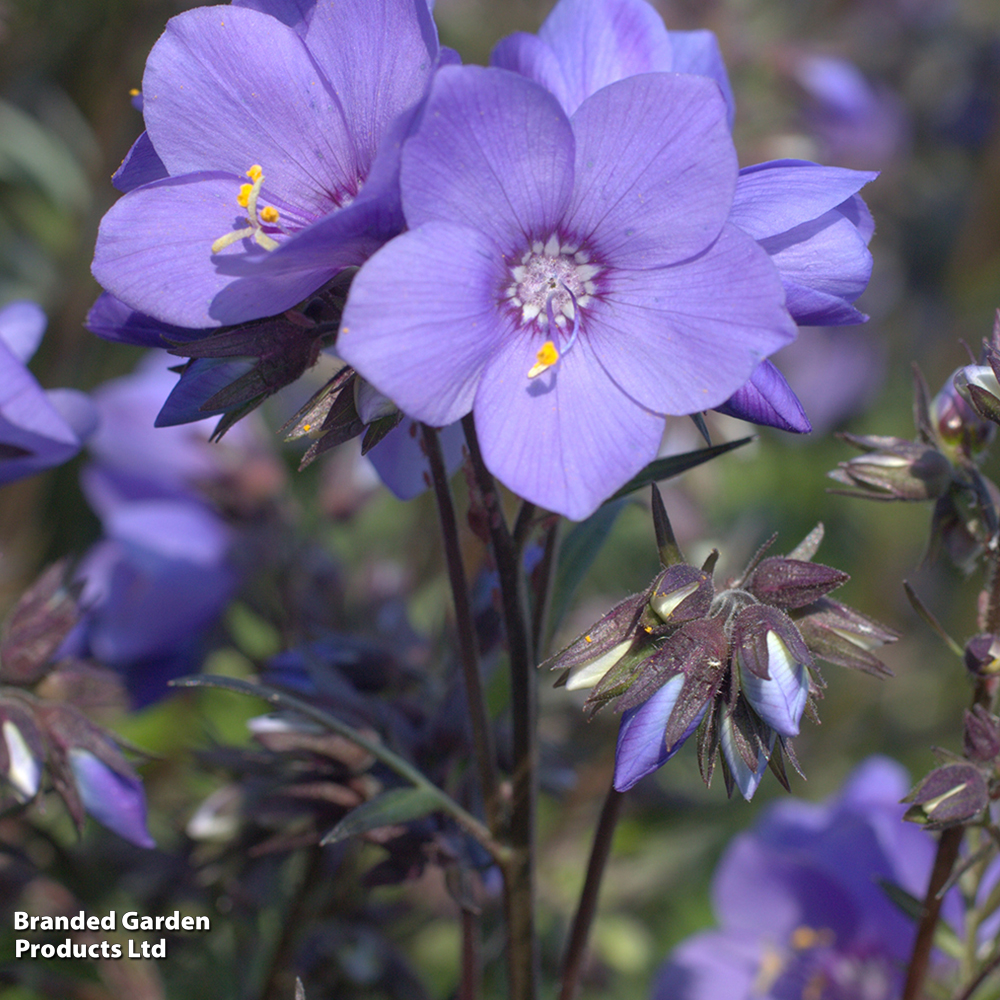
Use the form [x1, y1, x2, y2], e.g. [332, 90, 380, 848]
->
[651, 757, 949, 1000]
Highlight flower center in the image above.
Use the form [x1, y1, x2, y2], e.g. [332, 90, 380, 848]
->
[504, 235, 602, 378]
[211, 165, 284, 254]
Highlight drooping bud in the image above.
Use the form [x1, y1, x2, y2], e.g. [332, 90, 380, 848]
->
[732, 607, 812, 737]
[829, 435, 953, 502]
[35, 703, 153, 846]
[613, 675, 707, 792]
[718, 698, 775, 802]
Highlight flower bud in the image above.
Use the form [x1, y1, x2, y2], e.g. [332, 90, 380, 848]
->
[0, 700, 45, 801]
[964, 633, 1000, 677]
[954, 360, 1000, 427]
[733, 608, 812, 737]
[648, 565, 714, 624]
[933, 367, 996, 455]
[792, 597, 897, 677]
[542, 589, 658, 691]
[829, 435, 953, 501]
[963, 706, 1000, 764]
[68, 749, 155, 848]
[719, 702, 775, 802]
[745, 557, 848, 609]
[903, 763, 988, 829]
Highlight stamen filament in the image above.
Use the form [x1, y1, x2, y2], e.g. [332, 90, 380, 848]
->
[211, 164, 280, 254]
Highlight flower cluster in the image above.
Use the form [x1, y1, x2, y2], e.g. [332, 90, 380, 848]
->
[88, 0, 878, 521]
[545, 513, 896, 798]
[653, 757, 952, 1000]
[0, 563, 154, 847]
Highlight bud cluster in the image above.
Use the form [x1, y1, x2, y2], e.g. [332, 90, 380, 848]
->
[545, 522, 896, 799]
[0, 563, 153, 846]
[830, 313, 1000, 570]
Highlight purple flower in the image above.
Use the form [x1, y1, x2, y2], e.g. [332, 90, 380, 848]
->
[338, 66, 795, 519]
[92, 0, 440, 328]
[0, 301, 97, 485]
[488, 0, 878, 434]
[652, 757, 948, 1000]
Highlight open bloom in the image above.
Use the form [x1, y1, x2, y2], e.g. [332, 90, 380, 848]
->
[652, 757, 949, 1000]
[488, 0, 877, 435]
[338, 66, 795, 519]
[91, 0, 440, 328]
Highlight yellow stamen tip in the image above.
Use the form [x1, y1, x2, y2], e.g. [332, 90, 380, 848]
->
[247, 164, 263, 181]
[236, 183, 253, 208]
[129, 88, 140, 97]
[527, 340, 560, 378]
[260, 205, 280, 223]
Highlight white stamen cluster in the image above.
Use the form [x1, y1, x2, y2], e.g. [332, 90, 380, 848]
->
[505, 234, 600, 328]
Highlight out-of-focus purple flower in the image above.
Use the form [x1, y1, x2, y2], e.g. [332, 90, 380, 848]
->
[92, 0, 441, 328]
[67, 486, 236, 706]
[652, 757, 948, 1000]
[793, 54, 910, 169]
[0, 301, 97, 485]
[59, 352, 276, 705]
[338, 65, 795, 520]
[85, 351, 274, 496]
[68, 748, 155, 848]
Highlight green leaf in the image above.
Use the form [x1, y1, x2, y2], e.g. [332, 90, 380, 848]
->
[607, 436, 756, 501]
[321, 787, 440, 845]
[549, 497, 631, 633]
[0, 99, 90, 212]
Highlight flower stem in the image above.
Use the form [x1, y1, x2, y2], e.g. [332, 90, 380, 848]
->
[421, 423, 501, 833]
[461, 413, 538, 1000]
[559, 783, 624, 1000]
[902, 824, 965, 1000]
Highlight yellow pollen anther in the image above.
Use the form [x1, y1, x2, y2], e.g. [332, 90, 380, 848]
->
[129, 88, 140, 97]
[584, 635, 592, 643]
[527, 340, 560, 378]
[211, 165, 280, 253]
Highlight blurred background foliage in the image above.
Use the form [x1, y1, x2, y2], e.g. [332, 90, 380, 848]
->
[1, 0, 1000, 997]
